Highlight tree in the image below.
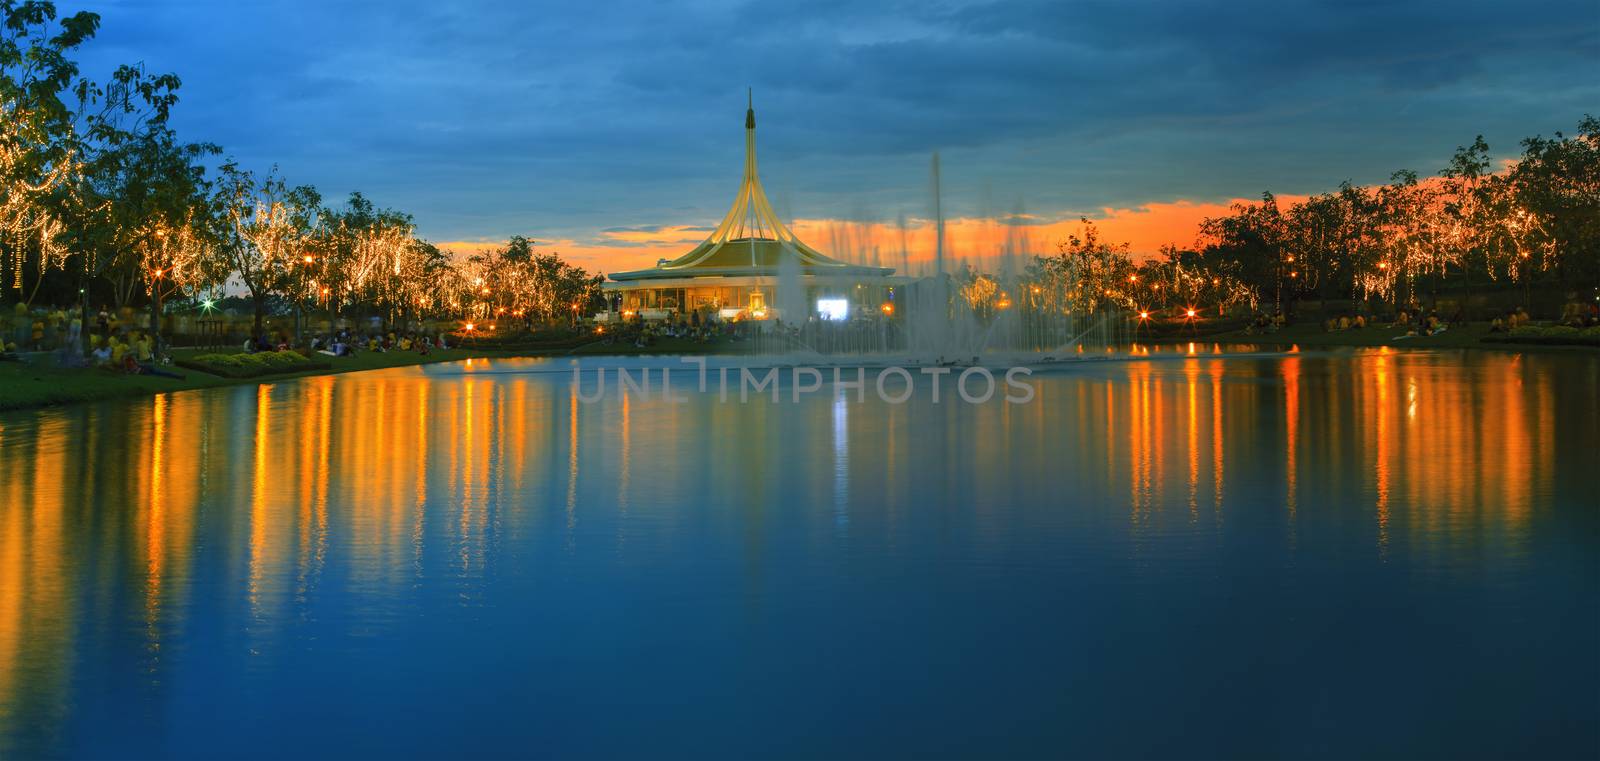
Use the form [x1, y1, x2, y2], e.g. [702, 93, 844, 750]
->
[0, 1, 98, 302]
[1198, 193, 1287, 311]
[1511, 115, 1600, 291]
[52, 62, 190, 354]
[1438, 135, 1494, 317]
[215, 162, 320, 338]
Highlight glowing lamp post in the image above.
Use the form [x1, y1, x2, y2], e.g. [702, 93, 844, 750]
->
[296, 254, 316, 345]
[150, 267, 165, 354]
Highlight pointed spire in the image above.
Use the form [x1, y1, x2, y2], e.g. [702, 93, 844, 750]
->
[637, 99, 870, 274]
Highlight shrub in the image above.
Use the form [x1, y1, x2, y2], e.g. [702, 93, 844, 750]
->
[1483, 323, 1600, 347]
[179, 350, 328, 378]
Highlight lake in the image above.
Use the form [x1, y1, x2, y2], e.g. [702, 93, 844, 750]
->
[1, 347, 1595, 758]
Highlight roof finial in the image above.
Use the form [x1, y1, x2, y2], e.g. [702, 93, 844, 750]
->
[746, 87, 755, 129]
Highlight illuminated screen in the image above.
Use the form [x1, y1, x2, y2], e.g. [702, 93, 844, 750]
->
[816, 298, 849, 321]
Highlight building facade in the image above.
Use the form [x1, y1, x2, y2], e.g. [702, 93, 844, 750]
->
[603, 99, 895, 322]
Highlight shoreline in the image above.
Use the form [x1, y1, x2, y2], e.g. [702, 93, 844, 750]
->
[1151, 321, 1600, 353]
[3, 324, 1593, 415]
[0, 346, 517, 414]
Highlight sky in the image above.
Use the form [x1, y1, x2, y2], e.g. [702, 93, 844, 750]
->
[72, 0, 1598, 273]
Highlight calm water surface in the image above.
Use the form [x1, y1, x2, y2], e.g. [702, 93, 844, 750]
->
[1, 348, 1596, 759]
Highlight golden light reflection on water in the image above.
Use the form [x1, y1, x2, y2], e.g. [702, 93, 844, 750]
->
[0, 350, 1592, 750]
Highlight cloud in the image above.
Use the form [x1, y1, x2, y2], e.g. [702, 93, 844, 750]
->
[68, 0, 1597, 257]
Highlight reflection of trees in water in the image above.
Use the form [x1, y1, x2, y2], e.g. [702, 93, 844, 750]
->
[0, 350, 1590, 753]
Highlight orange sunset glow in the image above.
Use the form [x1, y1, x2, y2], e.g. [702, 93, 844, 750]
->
[435, 195, 1314, 275]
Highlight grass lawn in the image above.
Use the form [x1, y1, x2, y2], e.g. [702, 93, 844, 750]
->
[0, 346, 507, 412]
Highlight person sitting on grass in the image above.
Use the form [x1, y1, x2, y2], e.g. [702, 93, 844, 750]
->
[134, 332, 154, 364]
[1424, 312, 1448, 335]
[91, 342, 112, 366]
[1560, 301, 1586, 327]
[134, 347, 182, 378]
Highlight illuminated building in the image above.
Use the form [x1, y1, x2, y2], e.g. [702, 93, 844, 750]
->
[603, 96, 894, 321]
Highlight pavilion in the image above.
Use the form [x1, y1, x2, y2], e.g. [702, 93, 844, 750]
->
[602, 97, 894, 322]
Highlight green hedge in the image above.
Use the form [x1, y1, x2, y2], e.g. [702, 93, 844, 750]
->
[1481, 325, 1600, 347]
[176, 350, 331, 378]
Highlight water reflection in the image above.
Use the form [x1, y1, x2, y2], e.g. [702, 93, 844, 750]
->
[0, 348, 1595, 757]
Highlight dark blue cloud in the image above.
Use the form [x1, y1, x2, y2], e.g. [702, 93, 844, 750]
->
[72, 0, 1598, 249]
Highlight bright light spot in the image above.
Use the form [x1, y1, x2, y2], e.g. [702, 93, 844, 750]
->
[817, 298, 849, 321]
[880, 302, 894, 316]
[1186, 308, 1197, 318]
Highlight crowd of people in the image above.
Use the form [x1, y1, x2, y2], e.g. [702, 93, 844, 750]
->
[1488, 308, 1533, 333]
[602, 310, 736, 349]
[302, 328, 451, 357]
[1557, 300, 1600, 328]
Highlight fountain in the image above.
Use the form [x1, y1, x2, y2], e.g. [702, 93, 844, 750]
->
[740, 150, 1130, 365]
